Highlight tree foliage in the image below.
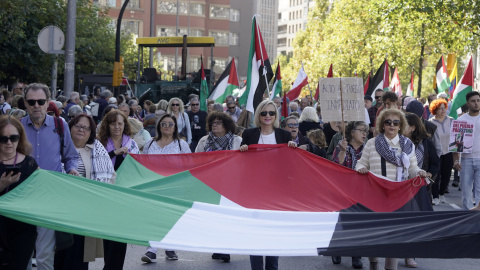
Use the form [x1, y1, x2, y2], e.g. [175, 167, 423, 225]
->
[280, 0, 479, 98]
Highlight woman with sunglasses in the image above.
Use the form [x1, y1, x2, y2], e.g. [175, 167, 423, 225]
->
[140, 113, 190, 264]
[281, 116, 325, 157]
[0, 115, 38, 269]
[167, 98, 191, 145]
[54, 114, 115, 269]
[239, 100, 296, 270]
[356, 109, 426, 270]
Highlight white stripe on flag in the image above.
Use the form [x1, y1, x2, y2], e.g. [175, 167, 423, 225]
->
[246, 54, 260, 113]
[210, 75, 230, 102]
[150, 202, 340, 256]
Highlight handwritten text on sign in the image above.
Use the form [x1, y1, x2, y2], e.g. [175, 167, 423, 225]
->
[319, 77, 365, 122]
[449, 120, 475, 153]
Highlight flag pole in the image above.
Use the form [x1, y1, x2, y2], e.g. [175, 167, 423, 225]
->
[254, 15, 271, 99]
[302, 61, 313, 103]
[340, 77, 345, 138]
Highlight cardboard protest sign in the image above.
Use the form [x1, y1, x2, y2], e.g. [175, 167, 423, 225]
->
[449, 120, 474, 153]
[318, 77, 365, 122]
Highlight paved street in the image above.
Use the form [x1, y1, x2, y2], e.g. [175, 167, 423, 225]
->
[84, 179, 479, 270]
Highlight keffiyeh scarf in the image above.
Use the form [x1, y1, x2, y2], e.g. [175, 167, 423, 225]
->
[90, 139, 115, 183]
[375, 134, 414, 181]
[106, 134, 133, 165]
[204, 132, 235, 152]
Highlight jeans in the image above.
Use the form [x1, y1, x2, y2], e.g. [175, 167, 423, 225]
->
[250, 255, 278, 270]
[460, 158, 480, 210]
[36, 227, 56, 270]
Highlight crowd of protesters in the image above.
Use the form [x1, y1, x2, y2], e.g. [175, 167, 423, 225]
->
[0, 81, 477, 270]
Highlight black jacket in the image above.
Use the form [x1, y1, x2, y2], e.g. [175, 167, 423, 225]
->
[241, 128, 292, 146]
[298, 133, 326, 158]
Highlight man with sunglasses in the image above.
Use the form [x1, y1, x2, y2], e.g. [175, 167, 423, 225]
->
[187, 96, 207, 152]
[226, 100, 242, 122]
[21, 83, 79, 270]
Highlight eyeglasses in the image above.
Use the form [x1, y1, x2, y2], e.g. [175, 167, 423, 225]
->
[26, 99, 47, 106]
[212, 120, 223, 126]
[171, 103, 180, 107]
[160, 122, 175, 128]
[47, 111, 55, 116]
[260, 111, 276, 117]
[374, 96, 382, 100]
[228, 106, 236, 110]
[191, 103, 199, 106]
[353, 128, 368, 133]
[0, 135, 20, 144]
[286, 123, 299, 128]
[73, 124, 91, 132]
[383, 119, 400, 127]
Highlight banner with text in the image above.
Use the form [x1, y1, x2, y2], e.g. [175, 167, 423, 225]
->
[319, 77, 365, 122]
[449, 120, 474, 153]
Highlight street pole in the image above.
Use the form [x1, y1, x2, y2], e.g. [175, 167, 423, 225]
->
[149, 0, 155, 68]
[63, 0, 77, 99]
[175, 0, 179, 78]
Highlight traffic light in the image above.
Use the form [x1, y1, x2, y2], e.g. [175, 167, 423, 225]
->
[117, 56, 124, 86]
[112, 57, 124, 87]
[112, 62, 119, 86]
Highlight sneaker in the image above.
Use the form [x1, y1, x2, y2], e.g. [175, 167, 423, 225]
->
[405, 258, 418, 268]
[141, 251, 157, 263]
[452, 180, 459, 187]
[352, 257, 363, 269]
[212, 253, 231, 262]
[432, 198, 440, 205]
[165, 250, 178, 260]
[331, 256, 341, 264]
[439, 195, 447, 203]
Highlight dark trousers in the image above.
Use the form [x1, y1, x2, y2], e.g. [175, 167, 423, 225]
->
[103, 239, 127, 270]
[54, 234, 88, 270]
[432, 152, 453, 198]
[250, 255, 278, 270]
[0, 216, 37, 270]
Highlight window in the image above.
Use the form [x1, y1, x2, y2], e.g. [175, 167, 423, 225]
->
[107, 0, 116, 7]
[190, 29, 204, 37]
[189, 57, 200, 71]
[121, 20, 141, 37]
[209, 31, 228, 46]
[121, 0, 139, 9]
[158, 1, 190, 15]
[210, 5, 229, 19]
[229, 33, 239, 46]
[190, 3, 205, 15]
[213, 58, 228, 75]
[230, 9, 240, 22]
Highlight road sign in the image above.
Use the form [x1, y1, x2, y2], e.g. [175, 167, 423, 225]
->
[38, 26, 65, 54]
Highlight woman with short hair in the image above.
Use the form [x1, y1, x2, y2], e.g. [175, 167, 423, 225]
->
[196, 111, 242, 152]
[298, 106, 322, 136]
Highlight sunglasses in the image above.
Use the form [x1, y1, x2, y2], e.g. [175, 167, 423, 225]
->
[260, 111, 276, 117]
[286, 123, 299, 128]
[374, 96, 382, 100]
[383, 119, 400, 127]
[160, 122, 175, 128]
[171, 104, 180, 107]
[0, 135, 20, 144]
[191, 103, 199, 106]
[228, 106, 236, 109]
[26, 99, 47, 106]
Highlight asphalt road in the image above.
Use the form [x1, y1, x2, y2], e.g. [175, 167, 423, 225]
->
[83, 179, 479, 270]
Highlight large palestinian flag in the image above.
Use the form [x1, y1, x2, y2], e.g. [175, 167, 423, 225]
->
[449, 57, 474, 119]
[1, 145, 480, 257]
[208, 57, 239, 103]
[436, 55, 451, 94]
[365, 59, 389, 99]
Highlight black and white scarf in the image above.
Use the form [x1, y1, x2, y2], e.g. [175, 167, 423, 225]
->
[346, 143, 364, 170]
[375, 134, 414, 181]
[204, 132, 235, 152]
[415, 140, 425, 169]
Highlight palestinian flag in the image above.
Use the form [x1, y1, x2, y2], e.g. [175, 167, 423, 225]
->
[199, 56, 209, 112]
[363, 72, 371, 95]
[365, 59, 389, 99]
[448, 61, 458, 100]
[449, 57, 474, 119]
[327, 63, 333, 77]
[281, 93, 288, 119]
[208, 57, 239, 103]
[239, 17, 274, 113]
[286, 66, 308, 101]
[314, 82, 320, 102]
[2, 145, 480, 257]
[406, 70, 414, 97]
[390, 67, 402, 97]
[269, 62, 282, 100]
[436, 55, 451, 94]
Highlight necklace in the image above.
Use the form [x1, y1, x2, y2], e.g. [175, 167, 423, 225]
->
[1, 153, 17, 162]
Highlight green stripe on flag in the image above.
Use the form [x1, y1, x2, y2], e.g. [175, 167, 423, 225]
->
[116, 155, 166, 187]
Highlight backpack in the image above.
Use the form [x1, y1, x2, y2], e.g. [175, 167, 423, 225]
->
[90, 102, 99, 117]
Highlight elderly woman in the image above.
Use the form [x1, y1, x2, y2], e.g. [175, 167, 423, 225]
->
[429, 98, 453, 205]
[128, 118, 152, 151]
[299, 106, 322, 136]
[55, 114, 116, 269]
[167, 98, 191, 144]
[68, 104, 83, 119]
[281, 116, 325, 157]
[196, 111, 242, 152]
[141, 113, 190, 263]
[97, 110, 139, 270]
[356, 109, 426, 270]
[0, 116, 38, 269]
[239, 100, 296, 270]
